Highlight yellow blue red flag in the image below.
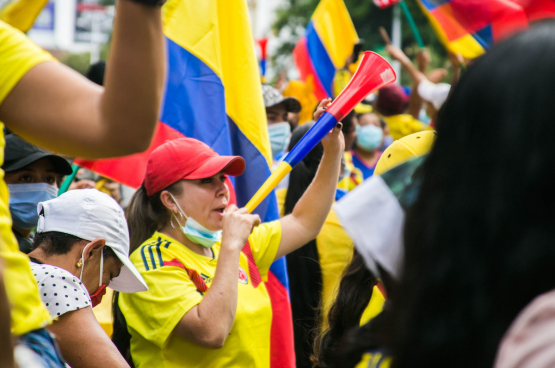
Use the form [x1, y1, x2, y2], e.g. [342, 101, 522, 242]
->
[293, 0, 359, 100]
[76, 1, 295, 366]
[417, 0, 555, 59]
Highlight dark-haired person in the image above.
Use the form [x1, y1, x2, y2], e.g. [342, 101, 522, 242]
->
[2, 135, 73, 253]
[115, 101, 343, 368]
[315, 131, 436, 368]
[27, 189, 148, 367]
[351, 112, 385, 180]
[389, 22, 555, 368]
[0, 0, 164, 364]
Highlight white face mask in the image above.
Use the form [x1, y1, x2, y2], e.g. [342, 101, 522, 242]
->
[169, 193, 222, 248]
[268, 122, 291, 157]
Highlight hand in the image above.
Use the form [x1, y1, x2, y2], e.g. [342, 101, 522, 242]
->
[221, 205, 261, 252]
[415, 49, 431, 72]
[386, 44, 410, 65]
[69, 179, 96, 191]
[448, 52, 464, 71]
[427, 68, 447, 83]
[321, 121, 345, 159]
[314, 98, 332, 121]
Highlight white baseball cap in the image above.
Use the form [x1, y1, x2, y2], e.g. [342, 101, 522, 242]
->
[418, 78, 451, 110]
[37, 189, 148, 293]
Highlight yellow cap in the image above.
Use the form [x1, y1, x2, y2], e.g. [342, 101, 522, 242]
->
[375, 131, 436, 175]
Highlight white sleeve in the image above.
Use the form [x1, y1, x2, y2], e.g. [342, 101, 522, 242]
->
[31, 263, 92, 318]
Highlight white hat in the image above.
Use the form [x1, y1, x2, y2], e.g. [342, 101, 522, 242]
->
[418, 78, 451, 110]
[37, 189, 148, 293]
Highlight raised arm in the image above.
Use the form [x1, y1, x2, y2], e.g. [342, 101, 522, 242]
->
[275, 99, 344, 260]
[386, 45, 427, 120]
[173, 206, 260, 349]
[0, 0, 165, 158]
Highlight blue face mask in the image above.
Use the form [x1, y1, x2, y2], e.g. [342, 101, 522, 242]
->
[9, 183, 58, 230]
[170, 194, 222, 248]
[268, 122, 291, 158]
[356, 124, 383, 151]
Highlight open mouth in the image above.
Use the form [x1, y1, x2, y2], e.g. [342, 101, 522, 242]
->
[213, 207, 226, 214]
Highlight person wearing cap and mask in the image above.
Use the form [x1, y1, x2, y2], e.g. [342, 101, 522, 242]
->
[351, 112, 387, 180]
[313, 131, 436, 368]
[27, 189, 148, 368]
[114, 117, 343, 368]
[261, 84, 302, 166]
[2, 135, 73, 254]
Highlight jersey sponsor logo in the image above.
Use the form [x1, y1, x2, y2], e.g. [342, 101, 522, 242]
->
[200, 273, 213, 284]
[238, 266, 249, 284]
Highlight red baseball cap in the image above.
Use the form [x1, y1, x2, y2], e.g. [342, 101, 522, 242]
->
[144, 138, 245, 196]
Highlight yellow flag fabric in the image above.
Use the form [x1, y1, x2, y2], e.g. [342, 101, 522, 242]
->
[0, 0, 49, 32]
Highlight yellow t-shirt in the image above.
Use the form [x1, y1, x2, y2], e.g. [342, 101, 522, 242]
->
[316, 209, 385, 327]
[0, 20, 54, 335]
[381, 114, 432, 141]
[119, 221, 282, 368]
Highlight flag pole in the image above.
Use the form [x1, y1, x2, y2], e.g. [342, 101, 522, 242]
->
[58, 164, 79, 195]
[399, 1, 425, 48]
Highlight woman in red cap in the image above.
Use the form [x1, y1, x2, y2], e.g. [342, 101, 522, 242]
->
[114, 111, 344, 368]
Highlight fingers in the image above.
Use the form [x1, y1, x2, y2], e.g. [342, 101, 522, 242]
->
[314, 98, 332, 121]
[225, 204, 238, 215]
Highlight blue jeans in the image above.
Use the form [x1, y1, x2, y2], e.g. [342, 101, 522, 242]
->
[18, 328, 66, 368]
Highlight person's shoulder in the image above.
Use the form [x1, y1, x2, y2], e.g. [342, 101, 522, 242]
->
[31, 263, 77, 283]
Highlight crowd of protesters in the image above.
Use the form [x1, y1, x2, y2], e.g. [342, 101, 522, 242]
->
[2, 1, 555, 368]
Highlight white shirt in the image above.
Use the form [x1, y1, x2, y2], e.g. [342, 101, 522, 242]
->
[30, 262, 92, 318]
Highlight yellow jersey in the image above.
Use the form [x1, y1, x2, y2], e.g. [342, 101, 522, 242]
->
[381, 114, 432, 141]
[316, 209, 385, 326]
[0, 20, 54, 335]
[119, 221, 282, 368]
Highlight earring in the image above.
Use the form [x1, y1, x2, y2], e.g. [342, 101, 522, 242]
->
[170, 212, 183, 229]
[76, 259, 83, 268]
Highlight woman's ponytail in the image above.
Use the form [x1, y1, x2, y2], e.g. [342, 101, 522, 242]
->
[112, 182, 183, 363]
[126, 183, 182, 253]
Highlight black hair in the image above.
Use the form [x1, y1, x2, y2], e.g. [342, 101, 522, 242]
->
[86, 61, 106, 86]
[112, 181, 182, 365]
[32, 231, 116, 259]
[284, 122, 324, 368]
[389, 21, 555, 368]
[356, 112, 386, 129]
[341, 111, 356, 134]
[313, 249, 377, 368]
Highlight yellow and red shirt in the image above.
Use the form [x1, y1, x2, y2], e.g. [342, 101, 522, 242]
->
[119, 221, 282, 368]
[0, 20, 55, 336]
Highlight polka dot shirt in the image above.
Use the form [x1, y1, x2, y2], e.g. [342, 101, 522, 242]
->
[30, 262, 92, 318]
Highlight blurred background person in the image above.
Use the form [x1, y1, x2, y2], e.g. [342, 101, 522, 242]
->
[2, 134, 72, 253]
[351, 112, 386, 180]
[262, 84, 301, 166]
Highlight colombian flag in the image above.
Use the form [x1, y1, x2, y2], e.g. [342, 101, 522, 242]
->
[75, 1, 295, 366]
[0, 0, 49, 32]
[293, 0, 359, 100]
[417, 0, 555, 59]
